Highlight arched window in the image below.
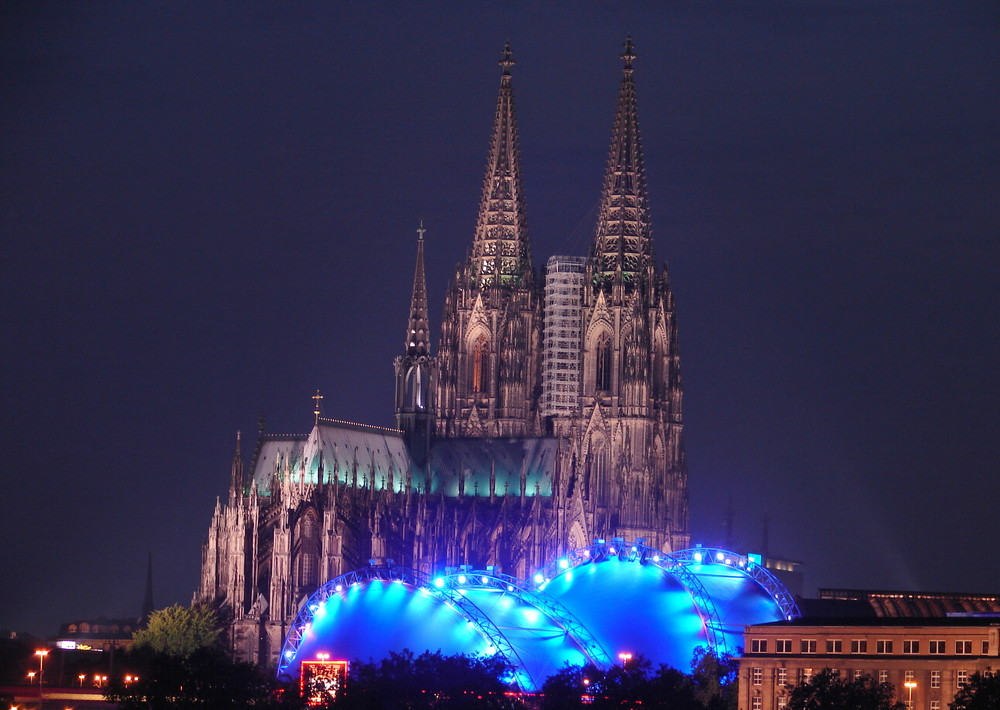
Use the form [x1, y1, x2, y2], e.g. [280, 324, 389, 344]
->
[406, 364, 424, 409]
[295, 510, 320, 592]
[471, 336, 490, 393]
[595, 336, 612, 392]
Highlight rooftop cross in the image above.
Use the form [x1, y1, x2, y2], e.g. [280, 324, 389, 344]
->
[499, 41, 514, 76]
[312, 390, 324, 424]
[621, 35, 635, 71]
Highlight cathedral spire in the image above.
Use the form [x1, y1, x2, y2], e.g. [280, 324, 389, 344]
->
[592, 36, 653, 290]
[404, 221, 431, 358]
[229, 429, 243, 500]
[467, 42, 532, 288]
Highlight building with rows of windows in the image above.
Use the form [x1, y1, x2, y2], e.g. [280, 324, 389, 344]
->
[739, 616, 1000, 710]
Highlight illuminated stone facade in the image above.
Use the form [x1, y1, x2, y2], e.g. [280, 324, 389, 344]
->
[197, 40, 689, 666]
[739, 618, 1000, 710]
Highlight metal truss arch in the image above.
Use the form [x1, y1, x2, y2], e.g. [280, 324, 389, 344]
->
[276, 564, 532, 688]
[435, 569, 613, 669]
[671, 547, 802, 622]
[532, 539, 732, 657]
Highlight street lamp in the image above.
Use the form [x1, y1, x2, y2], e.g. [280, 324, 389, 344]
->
[618, 652, 633, 667]
[27, 671, 36, 685]
[79, 674, 86, 687]
[904, 681, 917, 709]
[34, 649, 49, 686]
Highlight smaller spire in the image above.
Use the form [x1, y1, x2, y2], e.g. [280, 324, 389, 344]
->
[229, 430, 243, 499]
[499, 41, 514, 76]
[621, 35, 635, 71]
[404, 221, 431, 358]
[141, 553, 154, 621]
[312, 390, 324, 425]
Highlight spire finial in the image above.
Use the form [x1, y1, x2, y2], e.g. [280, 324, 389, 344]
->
[622, 35, 635, 71]
[312, 389, 324, 424]
[417, 218, 425, 242]
[499, 41, 514, 76]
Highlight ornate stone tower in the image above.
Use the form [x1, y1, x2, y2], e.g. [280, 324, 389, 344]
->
[575, 38, 689, 552]
[435, 44, 543, 438]
[394, 222, 436, 463]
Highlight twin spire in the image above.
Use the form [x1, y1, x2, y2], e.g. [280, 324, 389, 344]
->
[592, 36, 653, 289]
[467, 42, 532, 289]
[406, 36, 653, 316]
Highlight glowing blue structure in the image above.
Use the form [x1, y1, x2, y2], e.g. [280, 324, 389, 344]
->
[278, 542, 800, 690]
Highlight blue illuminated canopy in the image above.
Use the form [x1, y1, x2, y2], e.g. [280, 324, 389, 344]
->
[279, 542, 800, 691]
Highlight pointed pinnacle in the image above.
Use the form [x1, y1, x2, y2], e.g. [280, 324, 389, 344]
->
[622, 36, 635, 71]
[499, 41, 514, 75]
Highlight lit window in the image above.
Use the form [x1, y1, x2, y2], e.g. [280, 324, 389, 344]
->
[904, 670, 915, 682]
[752, 697, 762, 710]
[956, 640, 972, 655]
[878, 670, 888, 684]
[929, 640, 946, 654]
[777, 698, 788, 710]
[851, 639, 868, 654]
[930, 701, 941, 710]
[958, 670, 968, 686]
[801, 668, 813, 683]
[931, 670, 941, 688]
[777, 668, 788, 687]
[801, 639, 817, 654]
[752, 668, 763, 686]
[984, 640, 991, 654]
[876, 640, 893, 654]
[853, 669, 864, 680]
[776, 639, 793, 654]
[826, 639, 843, 654]
[903, 640, 919, 654]
[751, 639, 768, 653]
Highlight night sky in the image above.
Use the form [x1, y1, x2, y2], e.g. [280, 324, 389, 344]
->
[2, 2, 998, 638]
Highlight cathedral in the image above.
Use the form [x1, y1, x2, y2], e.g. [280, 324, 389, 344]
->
[197, 39, 690, 665]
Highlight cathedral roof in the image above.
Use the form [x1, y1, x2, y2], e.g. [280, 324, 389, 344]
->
[248, 418, 558, 498]
[422, 436, 558, 497]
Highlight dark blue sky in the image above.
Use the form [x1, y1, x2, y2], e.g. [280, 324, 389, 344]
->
[2, 2, 998, 637]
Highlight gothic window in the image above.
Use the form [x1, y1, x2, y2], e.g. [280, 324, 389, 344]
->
[406, 364, 424, 409]
[471, 337, 490, 393]
[595, 336, 612, 392]
[295, 510, 320, 592]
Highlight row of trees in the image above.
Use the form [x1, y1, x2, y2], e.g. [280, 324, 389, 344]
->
[106, 603, 1000, 709]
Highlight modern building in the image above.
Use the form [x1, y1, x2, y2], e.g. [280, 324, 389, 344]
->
[197, 39, 690, 667]
[739, 616, 1000, 710]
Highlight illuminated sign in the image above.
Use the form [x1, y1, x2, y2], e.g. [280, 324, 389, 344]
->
[300, 659, 348, 706]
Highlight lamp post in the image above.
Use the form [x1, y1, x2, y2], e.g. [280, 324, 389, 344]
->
[904, 681, 917, 709]
[34, 649, 48, 686]
[27, 671, 35, 685]
[618, 652, 633, 667]
[79, 673, 86, 687]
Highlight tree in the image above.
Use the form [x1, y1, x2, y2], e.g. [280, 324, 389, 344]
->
[333, 649, 517, 709]
[787, 669, 905, 710]
[132, 603, 221, 656]
[691, 647, 739, 710]
[540, 656, 700, 710]
[950, 669, 1000, 710]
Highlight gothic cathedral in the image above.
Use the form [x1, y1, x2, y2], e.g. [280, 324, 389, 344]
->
[198, 39, 689, 666]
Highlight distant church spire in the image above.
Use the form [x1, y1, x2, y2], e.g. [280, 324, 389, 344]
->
[467, 42, 532, 288]
[142, 553, 154, 621]
[395, 222, 436, 455]
[404, 220, 431, 358]
[592, 36, 653, 290]
[228, 430, 243, 501]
